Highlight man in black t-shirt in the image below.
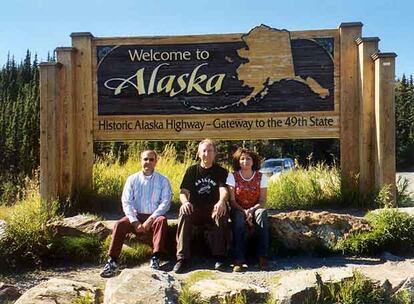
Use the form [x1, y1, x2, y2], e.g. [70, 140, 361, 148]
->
[173, 139, 229, 273]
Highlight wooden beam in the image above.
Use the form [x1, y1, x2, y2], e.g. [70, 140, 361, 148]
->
[56, 47, 77, 198]
[339, 22, 362, 185]
[71, 33, 94, 191]
[372, 52, 397, 204]
[356, 37, 379, 195]
[39, 62, 61, 205]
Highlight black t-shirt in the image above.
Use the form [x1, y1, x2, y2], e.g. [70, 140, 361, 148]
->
[180, 163, 228, 208]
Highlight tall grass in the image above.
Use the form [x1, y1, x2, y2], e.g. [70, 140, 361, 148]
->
[266, 164, 392, 210]
[93, 144, 196, 205]
[0, 179, 59, 269]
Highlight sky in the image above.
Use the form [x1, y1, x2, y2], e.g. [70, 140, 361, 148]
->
[0, 0, 412, 77]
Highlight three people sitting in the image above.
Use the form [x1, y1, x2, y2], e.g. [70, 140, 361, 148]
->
[101, 140, 269, 277]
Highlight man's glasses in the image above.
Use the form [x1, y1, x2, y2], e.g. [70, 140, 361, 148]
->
[143, 157, 155, 162]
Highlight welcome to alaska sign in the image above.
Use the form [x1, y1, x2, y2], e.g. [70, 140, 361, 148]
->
[94, 25, 339, 140]
[40, 22, 397, 205]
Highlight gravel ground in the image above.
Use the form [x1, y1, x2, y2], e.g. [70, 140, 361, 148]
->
[0, 255, 389, 295]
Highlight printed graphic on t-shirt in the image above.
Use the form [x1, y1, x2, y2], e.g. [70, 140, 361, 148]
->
[195, 177, 217, 195]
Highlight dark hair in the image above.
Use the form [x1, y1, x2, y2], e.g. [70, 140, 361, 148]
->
[232, 148, 262, 171]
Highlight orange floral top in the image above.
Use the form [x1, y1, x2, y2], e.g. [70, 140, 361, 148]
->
[233, 171, 262, 209]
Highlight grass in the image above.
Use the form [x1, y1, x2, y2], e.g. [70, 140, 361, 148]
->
[304, 271, 411, 304]
[93, 144, 196, 206]
[266, 163, 394, 210]
[178, 271, 216, 304]
[51, 235, 102, 262]
[101, 235, 152, 266]
[336, 208, 414, 255]
[0, 179, 59, 269]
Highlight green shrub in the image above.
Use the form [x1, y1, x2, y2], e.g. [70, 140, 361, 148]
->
[101, 235, 152, 266]
[0, 187, 58, 270]
[71, 293, 94, 304]
[51, 235, 102, 262]
[336, 209, 414, 255]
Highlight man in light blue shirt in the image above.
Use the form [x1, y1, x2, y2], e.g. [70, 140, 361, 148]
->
[101, 150, 172, 278]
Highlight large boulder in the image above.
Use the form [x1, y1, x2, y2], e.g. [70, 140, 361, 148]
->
[48, 214, 112, 240]
[271, 260, 414, 303]
[268, 210, 371, 252]
[272, 267, 355, 304]
[104, 268, 178, 304]
[0, 282, 21, 303]
[189, 278, 269, 304]
[14, 278, 99, 304]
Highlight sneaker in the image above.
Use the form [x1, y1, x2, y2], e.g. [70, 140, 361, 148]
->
[150, 256, 160, 270]
[214, 260, 226, 270]
[232, 262, 246, 272]
[100, 259, 119, 278]
[173, 259, 188, 274]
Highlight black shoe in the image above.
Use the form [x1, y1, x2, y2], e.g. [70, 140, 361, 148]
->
[173, 259, 188, 274]
[100, 259, 120, 278]
[150, 256, 160, 270]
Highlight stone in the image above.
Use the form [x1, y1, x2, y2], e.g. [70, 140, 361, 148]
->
[271, 267, 355, 304]
[48, 214, 112, 240]
[268, 210, 371, 252]
[0, 282, 21, 303]
[14, 278, 98, 304]
[189, 278, 269, 304]
[360, 260, 414, 293]
[104, 268, 178, 304]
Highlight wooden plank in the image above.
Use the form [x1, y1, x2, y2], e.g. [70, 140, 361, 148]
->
[357, 37, 379, 195]
[72, 33, 94, 190]
[93, 112, 340, 141]
[339, 22, 362, 184]
[92, 29, 338, 46]
[56, 47, 77, 198]
[373, 52, 397, 204]
[39, 62, 60, 204]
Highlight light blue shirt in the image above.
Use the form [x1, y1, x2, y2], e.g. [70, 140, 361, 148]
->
[121, 171, 172, 223]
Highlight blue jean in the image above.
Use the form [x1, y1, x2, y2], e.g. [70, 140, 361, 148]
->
[230, 208, 269, 263]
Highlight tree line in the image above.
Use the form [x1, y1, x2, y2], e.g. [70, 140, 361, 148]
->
[0, 51, 413, 204]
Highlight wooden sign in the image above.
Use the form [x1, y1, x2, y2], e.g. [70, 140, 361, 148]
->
[40, 22, 397, 205]
[94, 25, 340, 140]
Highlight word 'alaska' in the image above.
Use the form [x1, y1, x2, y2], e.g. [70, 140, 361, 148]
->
[104, 63, 225, 97]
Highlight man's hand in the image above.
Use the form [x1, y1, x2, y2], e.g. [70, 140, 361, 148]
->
[180, 201, 194, 216]
[213, 201, 227, 218]
[131, 221, 145, 234]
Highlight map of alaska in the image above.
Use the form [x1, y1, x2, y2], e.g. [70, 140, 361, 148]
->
[236, 25, 330, 106]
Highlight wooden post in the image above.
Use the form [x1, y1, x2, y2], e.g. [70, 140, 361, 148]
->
[339, 22, 362, 187]
[372, 52, 397, 204]
[55, 47, 77, 198]
[39, 62, 61, 204]
[71, 33, 94, 191]
[356, 37, 379, 195]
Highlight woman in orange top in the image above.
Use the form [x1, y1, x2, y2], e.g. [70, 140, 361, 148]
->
[226, 148, 269, 272]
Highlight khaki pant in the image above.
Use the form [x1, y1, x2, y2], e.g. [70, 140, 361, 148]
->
[176, 206, 229, 260]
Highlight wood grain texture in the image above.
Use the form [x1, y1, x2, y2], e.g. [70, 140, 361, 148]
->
[373, 53, 397, 204]
[339, 24, 362, 183]
[357, 38, 379, 195]
[39, 62, 60, 204]
[72, 34, 94, 190]
[56, 48, 77, 198]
